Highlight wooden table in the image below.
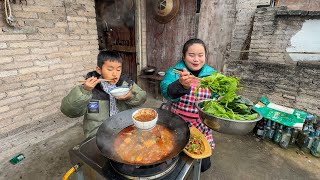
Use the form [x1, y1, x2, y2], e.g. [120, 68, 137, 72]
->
[139, 75, 164, 99]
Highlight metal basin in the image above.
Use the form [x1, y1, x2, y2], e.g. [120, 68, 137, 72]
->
[195, 99, 262, 135]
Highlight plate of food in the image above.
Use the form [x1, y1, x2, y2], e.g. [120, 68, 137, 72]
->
[183, 126, 212, 159]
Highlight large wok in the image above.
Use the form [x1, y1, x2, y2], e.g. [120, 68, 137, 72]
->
[96, 107, 190, 166]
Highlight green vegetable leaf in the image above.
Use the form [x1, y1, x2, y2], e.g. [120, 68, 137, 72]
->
[196, 73, 257, 121]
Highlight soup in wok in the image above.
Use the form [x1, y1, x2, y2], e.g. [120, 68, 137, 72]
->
[113, 124, 175, 164]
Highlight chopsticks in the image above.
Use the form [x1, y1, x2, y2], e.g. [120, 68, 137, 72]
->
[78, 79, 114, 83]
[173, 68, 183, 74]
[156, 126, 163, 140]
[173, 68, 201, 80]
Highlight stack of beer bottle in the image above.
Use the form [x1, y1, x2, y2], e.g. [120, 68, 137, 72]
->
[254, 114, 320, 158]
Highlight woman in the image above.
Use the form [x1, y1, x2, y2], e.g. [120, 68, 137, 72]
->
[160, 38, 216, 172]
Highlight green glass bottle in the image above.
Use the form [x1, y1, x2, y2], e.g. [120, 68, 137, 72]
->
[268, 121, 276, 140]
[279, 127, 292, 149]
[310, 130, 320, 158]
[289, 128, 299, 146]
[9, 154, 25, 165]
[273, 124, 283, 144]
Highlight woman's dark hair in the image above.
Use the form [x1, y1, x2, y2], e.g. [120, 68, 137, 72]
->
[182, 38, 207, 59]
[97, 51, 123, 68]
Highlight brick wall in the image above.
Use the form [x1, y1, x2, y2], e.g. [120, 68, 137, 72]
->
[198, 0, 273, 71]
[277, 0, 320, 11]
[226, 7, 320, 114]
[228, 0, 272, 64]
[0, 0, 98, 161]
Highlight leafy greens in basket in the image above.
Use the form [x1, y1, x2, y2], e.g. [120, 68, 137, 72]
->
[195, 72, 258, 121]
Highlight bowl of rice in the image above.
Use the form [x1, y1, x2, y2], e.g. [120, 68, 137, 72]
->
[110, 87, 130, 97]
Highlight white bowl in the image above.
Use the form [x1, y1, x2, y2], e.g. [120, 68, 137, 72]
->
[110, 87, 130, 97]
[132, 108, 158, 130]
[158, 72, 165, 76]
[145, 68, 155, 72]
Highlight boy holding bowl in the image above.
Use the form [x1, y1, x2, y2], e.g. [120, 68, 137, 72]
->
[61, 51, 147, 138]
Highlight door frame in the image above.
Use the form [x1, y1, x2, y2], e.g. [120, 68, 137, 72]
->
[135, 0, 147, 83]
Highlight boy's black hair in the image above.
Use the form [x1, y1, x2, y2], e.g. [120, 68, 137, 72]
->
[182, 38, 208, 59]
[97, 51, 123, 68]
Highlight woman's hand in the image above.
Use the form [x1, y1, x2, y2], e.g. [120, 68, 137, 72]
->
[115, 85, 133, 101]
[179, 68, 194, 89]
[83, 77, 101, 91]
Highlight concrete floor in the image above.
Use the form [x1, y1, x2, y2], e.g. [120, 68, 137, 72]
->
[1, 96, 319, 180]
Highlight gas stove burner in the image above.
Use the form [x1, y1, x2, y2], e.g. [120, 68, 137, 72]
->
[109, 155, 180, 179]
[69, 137, 199, 180]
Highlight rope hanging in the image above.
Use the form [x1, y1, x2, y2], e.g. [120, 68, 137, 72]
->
[4, 0, 16, 27]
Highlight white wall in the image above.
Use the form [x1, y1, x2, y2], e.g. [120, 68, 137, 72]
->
[287, 19, 320, 61]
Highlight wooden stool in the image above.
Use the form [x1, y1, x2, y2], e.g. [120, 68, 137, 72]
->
[139, 74, 163, 99]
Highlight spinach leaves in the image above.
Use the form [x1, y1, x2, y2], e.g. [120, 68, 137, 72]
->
[196, 72, 258, 121]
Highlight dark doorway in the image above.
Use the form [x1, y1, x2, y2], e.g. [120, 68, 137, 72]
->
[95, 0, 137, 82]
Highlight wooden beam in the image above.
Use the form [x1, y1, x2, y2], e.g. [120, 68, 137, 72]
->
[112, 45, 136, 53]
[231, 50, 320, 54]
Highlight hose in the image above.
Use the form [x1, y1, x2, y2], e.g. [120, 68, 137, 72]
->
[62, 164, 81, 180]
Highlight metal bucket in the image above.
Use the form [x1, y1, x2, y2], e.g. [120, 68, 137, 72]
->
[195, 99, 262, 135]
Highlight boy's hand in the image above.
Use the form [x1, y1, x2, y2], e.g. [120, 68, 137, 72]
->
[178, 68, 194, 89]
[115, 85, 133, 101]
[83, 77, 101, 91]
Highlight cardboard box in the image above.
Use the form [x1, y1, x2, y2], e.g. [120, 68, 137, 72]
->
[253, 97, 307, 128]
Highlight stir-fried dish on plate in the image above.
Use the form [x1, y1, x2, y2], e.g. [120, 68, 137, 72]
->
[183, 126, 212, 159]
[184, 134, 205, 155]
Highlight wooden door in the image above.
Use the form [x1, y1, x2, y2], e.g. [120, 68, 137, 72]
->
[107, 26, 137, 82]
[146, 1, 197, 72]
[95, 0, 137, 82]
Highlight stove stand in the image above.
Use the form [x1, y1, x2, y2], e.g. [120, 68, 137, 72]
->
[110, 160, 178, 179]
[109, 155, 180, 179]
[69, 137, 201, 180]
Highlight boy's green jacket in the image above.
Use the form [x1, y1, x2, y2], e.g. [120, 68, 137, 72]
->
[60, 71, 147, 138]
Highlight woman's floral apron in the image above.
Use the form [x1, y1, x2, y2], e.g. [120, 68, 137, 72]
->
[171, 79, 215, 150]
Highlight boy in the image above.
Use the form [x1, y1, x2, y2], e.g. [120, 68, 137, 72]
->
[61, 51, 147, 138]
